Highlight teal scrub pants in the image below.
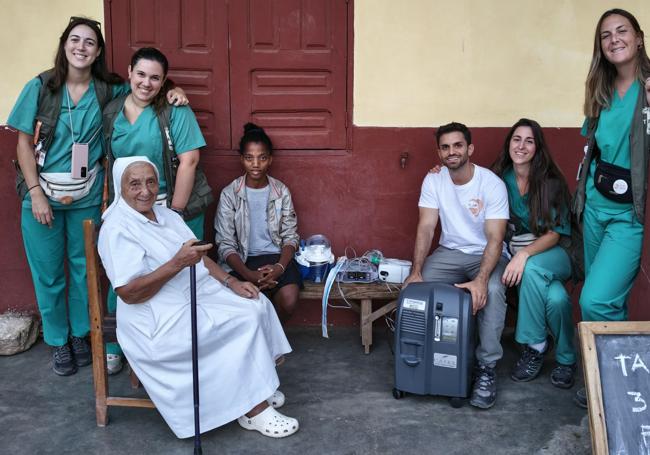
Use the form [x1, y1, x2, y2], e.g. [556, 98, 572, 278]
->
[21, 204, 101, 347]
[515, 246, 575, 365]
[579, 204, 644, 322]
[106, 212, 205, 356]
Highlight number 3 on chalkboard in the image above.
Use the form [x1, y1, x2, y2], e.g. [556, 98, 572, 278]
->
[627, 391, 647, 413]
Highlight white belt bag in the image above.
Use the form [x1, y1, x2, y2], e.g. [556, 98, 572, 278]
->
[39, 163, 101, 203]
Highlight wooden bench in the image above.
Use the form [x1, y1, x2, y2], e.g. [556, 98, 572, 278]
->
[300, 281, 401, 354]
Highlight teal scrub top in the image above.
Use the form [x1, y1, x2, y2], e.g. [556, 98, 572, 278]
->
[7, 78, 129, 209]
[503, 167, 571, 237]
[582, 80, 639, 213]
[110, 105, 206, 194]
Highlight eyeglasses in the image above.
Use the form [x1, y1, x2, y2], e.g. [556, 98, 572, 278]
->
[69, 16, 102, 29]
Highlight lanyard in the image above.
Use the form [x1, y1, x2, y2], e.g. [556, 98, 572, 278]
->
[65, 84, 101, 145]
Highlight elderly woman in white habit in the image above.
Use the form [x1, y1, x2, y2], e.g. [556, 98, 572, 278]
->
[97, 156, 299, 439]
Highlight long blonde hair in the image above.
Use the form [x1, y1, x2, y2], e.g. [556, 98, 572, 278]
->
[584, 9, 650, 118]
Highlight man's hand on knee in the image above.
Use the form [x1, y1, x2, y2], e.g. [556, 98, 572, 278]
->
[455, 278, 487, 315]
[403, 271, 424, 287]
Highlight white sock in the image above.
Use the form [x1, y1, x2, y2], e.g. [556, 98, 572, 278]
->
[529, 341, 547, 353]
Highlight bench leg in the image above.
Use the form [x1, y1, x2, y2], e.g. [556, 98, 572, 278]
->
[360, 299, 372, 354]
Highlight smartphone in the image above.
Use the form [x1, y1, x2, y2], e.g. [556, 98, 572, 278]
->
[71, 143, 89, 179]
[192, 240, 209, 247]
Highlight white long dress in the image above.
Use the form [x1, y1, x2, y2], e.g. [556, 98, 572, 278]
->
[98, 199, 292, 438]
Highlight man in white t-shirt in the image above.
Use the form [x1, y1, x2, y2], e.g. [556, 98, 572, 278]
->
[404, 122, 509, 409]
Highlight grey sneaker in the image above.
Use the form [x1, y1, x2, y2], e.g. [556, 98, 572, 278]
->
[511, 346, 545, 382]
[70, 336, 92, 367]
[550, 363, 576, 389]
[53, 344, 77, 376]
[470, 365, 497, 409]
[574, 387, 588, 409]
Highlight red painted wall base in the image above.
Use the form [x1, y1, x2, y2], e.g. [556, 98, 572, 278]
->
[2, 125, 648, 325]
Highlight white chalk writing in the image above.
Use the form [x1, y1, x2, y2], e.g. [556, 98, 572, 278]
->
[641, 425, 650, 454]
[633, 354, 650, 374]
[616, 354, 632, 376]
[615, 353, 650, 377]
[627, 392, 648, 413]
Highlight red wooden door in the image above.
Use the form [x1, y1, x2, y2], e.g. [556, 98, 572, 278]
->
[229, 0, 348, 150]
[107, 0, 231, 150]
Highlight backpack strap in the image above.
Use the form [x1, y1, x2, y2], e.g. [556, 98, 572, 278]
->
[154, 104, 214, 220]
[102, 94, 129, 203]
[92, 78, 112, 111]
[155, 103, 177, 203]
[35, 70, 62, 154]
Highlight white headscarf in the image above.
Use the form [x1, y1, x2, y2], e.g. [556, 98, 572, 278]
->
[102, 156, 160, 221]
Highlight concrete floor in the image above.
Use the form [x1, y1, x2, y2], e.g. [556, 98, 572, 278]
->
[0, 326, 591, 455]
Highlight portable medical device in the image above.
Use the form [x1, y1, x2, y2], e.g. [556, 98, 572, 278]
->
[393, 282, 475, 407]
[378, 259, 412, 284]
[335, 258, 378, 283]
[295, 235, 335, 283]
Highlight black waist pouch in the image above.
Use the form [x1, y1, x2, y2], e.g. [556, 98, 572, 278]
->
[594, 159, 633, 203]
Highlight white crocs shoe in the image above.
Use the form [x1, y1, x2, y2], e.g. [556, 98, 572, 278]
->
[238, 407, 299, 438]
[106, 354, 123, 375]
[267, 390, 285, 409]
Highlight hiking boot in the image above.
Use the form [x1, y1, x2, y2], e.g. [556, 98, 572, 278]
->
[70, 336, 92, 367]
[511, 345, 546, 382]
[470, 364, 497, 409]
[52, 344, 77, 376]
[574, 387, 588, 409]
[550, 363, 576, 389]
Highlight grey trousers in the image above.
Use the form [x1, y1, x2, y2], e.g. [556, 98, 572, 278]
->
[422, 246, 508, 368]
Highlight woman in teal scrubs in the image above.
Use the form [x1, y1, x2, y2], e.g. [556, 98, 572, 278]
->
[107, 47, 207, 238]
[492, 119, 576, 389]
[7, 17, 129, 376]
[104, 47, 207, 373]
[573, 9, 650, 407]
[7, 19, 187, 377]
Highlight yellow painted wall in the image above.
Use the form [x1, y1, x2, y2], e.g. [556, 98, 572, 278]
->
[2, 1, 649, 128]
[354, 0, 650, 127]
[0, 0, 103, 122]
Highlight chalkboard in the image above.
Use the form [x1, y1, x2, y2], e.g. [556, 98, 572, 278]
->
[579, 321, 650, 455]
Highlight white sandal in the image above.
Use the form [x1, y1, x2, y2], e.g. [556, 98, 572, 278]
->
[106, 354, 123, 375]
[238, 407, 299, 438]
[267, 390, 285, 409]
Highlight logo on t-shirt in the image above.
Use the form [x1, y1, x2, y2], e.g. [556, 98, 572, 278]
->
[465, 198, 484, 217]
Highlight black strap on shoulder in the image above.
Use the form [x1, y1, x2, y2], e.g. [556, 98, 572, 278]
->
[102, 94, 129, 201]
[35, 70, 62, 153]
[93, 78, 112, 111]
[155, 103, 177, 201]
[102, 94, 128, 148]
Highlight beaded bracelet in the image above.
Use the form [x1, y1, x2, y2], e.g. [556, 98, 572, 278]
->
[274, 262, 285, 273]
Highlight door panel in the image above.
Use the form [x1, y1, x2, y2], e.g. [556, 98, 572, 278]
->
[108, 0, 231, 150]
[229, 0, 348, 150]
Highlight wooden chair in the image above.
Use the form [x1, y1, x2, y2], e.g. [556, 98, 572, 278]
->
[83, 219, 155, 426]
